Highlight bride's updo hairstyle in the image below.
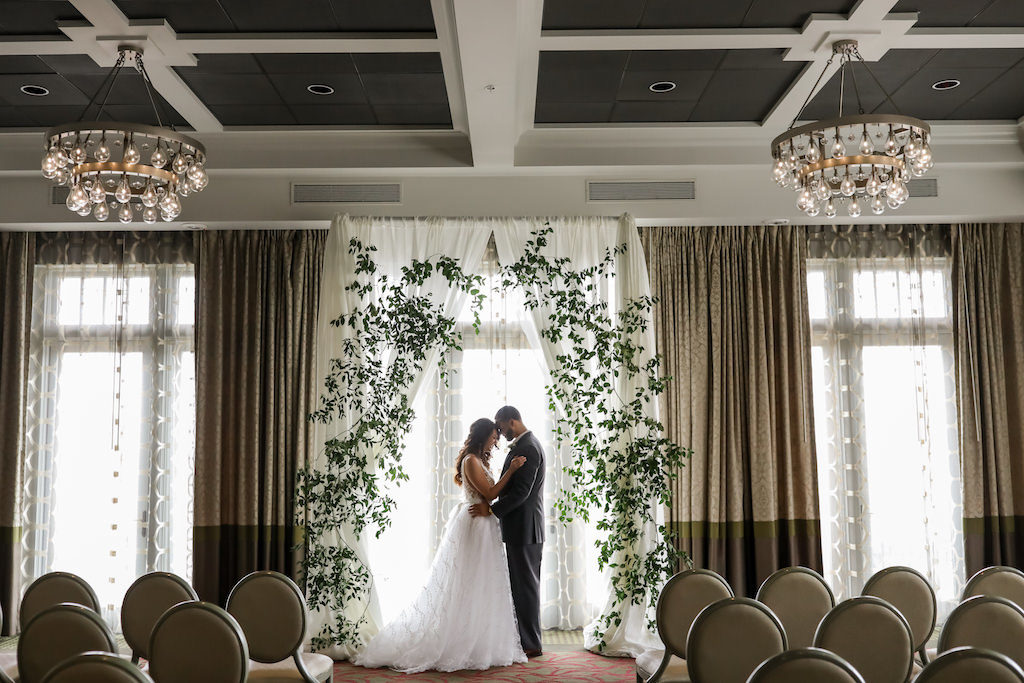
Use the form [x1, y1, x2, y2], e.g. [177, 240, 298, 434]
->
[454, 417, 497, 486]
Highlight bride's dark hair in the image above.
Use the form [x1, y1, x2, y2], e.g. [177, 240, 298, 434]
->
[454, 418, 497, 486]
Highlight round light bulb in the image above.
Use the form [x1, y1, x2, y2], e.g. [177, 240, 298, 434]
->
[123, 141, 140, 164]
[806, 143, 822, 163]
[871, 196, 885, 215]
[805, 202, 820, 217]
[824, 199, 837, 218]
[42, 152, 57, 176]
[191, 171, 208, 191]
[93, 202, 110, 221]
[848, 197, 862, 218]
[865, 174, 881, 196]
[884, 133, 898, 155]
[53, 166, 69, 185]
[142, 206, 158, 224]
[90, 181, 106, 204]
[905, 137, 919, 159]
[150, 146, 168, 169]
[161, 211, 173, 222]
[187, 161, 204, 180]
[76, 204, 92, 216]
[115, 176, 132, 203]
[165, 193, 182, 218]
[831, 138, 846, 158]
[118, 203, 134, 224]
[840, 176, 856, 197]
[815, 180, 831, 201]
[140, 182, 159, 208]
[177, 179, 192, 197]
[887, 195, 901, 209]
[70, 144, 87, 164]
[172, 153, 191, 174]
[95, 141, 111, 162]
[69, 182, 89, 211]
[859, 133, 873, 155]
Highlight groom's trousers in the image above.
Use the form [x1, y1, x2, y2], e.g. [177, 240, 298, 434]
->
[506, 542, 543, 652]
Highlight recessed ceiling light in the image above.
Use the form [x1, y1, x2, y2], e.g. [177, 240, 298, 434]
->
[648, 81, 677, 93]
[931, 79, 960, 91]
[307, 84, 334, 96]
[21, 84, 49, 97]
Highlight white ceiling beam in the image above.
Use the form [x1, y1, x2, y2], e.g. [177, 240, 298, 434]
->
[538, 28, 797, 51]
[514, 0, 544, 149]
[171, 34, 439, 54]
[900, 27, 1024, 49]
[431, 0, 468, 135]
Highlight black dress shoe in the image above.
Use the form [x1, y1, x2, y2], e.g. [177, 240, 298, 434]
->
[525, 649, 543, 658]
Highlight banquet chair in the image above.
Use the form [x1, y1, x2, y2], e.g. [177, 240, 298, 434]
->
[937, 595, 1024, 669]
[17, 603, 118, 683]
[148, 602, 248, 683]
[915, 646, 1024, 683]
[962, 566, 1024, 609]
[42, 652, 155, 683]
[747, 647, 865, 683]
[121, 572, 198, 664]
[635, 569, 734, 683]
[685, 597, 786, 683]
[813, 596, 914, 683]
[226, 571, 334, 682]
[861, 566, 936, 664]
[756, 566, 835, 649]
[20, 571, 100, 628]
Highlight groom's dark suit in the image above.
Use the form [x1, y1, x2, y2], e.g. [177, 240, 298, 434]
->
[490, 430, 545, 653]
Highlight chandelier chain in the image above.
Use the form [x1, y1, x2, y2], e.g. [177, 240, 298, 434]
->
[134, 51, 167, 129]
[848, 55, 866, 115]
[853, 47, 905, 116]
[789, 51, 837, 130]
[78, 50, 126, 123]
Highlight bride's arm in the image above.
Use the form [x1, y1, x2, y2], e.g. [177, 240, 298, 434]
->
[464, 455, 526, 501]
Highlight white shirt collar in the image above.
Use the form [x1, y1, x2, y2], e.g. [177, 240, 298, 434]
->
[510, 430, 531, 447]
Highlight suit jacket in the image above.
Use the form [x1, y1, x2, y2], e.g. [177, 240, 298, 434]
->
[490, 431, 546, 545]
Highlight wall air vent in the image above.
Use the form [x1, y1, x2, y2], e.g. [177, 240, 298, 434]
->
[587, 180, 695, 202]
[907, 178, 938, 198]
[291, 183, 401, 204]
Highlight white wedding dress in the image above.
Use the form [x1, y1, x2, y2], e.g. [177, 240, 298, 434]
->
[352, 458, 527, 673]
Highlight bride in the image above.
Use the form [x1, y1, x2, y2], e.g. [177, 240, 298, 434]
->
[353, 418, 529, 673]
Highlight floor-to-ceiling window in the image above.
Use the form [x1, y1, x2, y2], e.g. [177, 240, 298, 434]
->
[808, 226, 964, 617]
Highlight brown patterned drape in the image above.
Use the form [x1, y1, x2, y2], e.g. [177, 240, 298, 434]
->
[953, 223, 1024, 574]
[641, 225, 821, 597]
[193, 230, 325, 605]
[0, 233, 33, 636]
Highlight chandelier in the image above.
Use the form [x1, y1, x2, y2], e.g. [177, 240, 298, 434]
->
[41, 47, 208, 224]
[770, 40, 932, 218]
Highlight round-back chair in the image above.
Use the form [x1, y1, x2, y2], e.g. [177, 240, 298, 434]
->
[962, 566, 1024, 608]
[226, 571, 334, 682]
[148, 602, 248, 683]
[814, 596, 915, 683]
[42, 652, 155, 683]
[748, 647, 866, 683]
[862, 566, 936, 663]
[756, 566, 835, 649]
[635, 569, 734, 683]
[121, 572, 198, 664]
[20, 571, 100, 628]
[915, 646, 1024, 683]
[17, 603, 117, 683]
[938, 595, 1024, 669]
[686, 597, 786, 683]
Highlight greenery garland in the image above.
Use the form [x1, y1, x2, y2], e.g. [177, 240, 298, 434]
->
[298, 226, 689, 651]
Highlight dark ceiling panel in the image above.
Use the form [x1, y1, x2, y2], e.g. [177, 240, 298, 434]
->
[0, 56, 54, 74]
[256, 53, 357, 74]
[374, 104, 452, 126]
[267, 73, 366, 104]
[178, 74, 284, 105]
[892, 0, 1024, 27]
[115, 0, 435, 33]
[0, 1, 83, 36]
[352, 52, 443, 74]
[536, 48, 805, 124]
[542, 0, 856, 29]
[207, 104, 296, 126]
[0, 106, 35, 126]
[0, 73, 88, 106]
[361, 73, 448, 105]
[801, 48, 1024, 121]
[290, 104, 377, 125]
[187, 54, 264, 75]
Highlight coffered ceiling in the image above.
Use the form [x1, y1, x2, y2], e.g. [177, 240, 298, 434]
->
[1, 0, 1023, 228]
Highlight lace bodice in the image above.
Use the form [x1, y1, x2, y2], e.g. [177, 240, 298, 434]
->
[461, 457, 493, 504]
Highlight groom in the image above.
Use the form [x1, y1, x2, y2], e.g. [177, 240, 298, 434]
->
[469, 405, 545, 657]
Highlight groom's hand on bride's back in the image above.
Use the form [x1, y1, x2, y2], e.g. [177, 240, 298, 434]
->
[469, 503, 491, 517]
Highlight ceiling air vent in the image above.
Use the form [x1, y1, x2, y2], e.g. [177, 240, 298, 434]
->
[587, 180, 695, 202]
[292, 183, 401, 204]
[907, 178, 938, 198]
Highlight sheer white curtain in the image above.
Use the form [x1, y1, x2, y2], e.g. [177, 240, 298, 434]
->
[807, 225, 964, 619]
[492, 215, 662, 656]
[308, 214, 491, 658]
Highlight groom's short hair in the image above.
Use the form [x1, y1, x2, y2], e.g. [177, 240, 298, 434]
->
[495, 405, 521, 423]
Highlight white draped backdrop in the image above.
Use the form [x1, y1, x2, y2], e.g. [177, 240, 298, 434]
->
[307, 214, 662, 658]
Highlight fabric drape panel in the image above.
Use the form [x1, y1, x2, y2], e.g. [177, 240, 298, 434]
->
[0, 233, 33, 636]
[953, 223, 1024, 574]
[640, 226, 821, 598]
[194, 230, 325, 605]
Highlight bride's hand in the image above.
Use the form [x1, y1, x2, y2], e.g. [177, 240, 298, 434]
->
[511, 456, 527, 470]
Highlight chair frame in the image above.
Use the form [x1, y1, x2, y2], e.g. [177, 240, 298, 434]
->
[226, 570, 326, 683]
[20, 571, 100, 628]
[962, 566, 1024, 602]
[748, 646, 866, 683]
[148, 601, 249, 683]
[862, 565, 936, 664]
[638, 568, 733, 683]
[121, 571, 198, 664]
[916, 645, 1024, 682]
[938, 594, 1024, 656]
[756, 566, 836, 607]
[686, 597, 787, 683]
[18, 603, 117, 683]
[41, 651, 154, 683]
[814, 595, 916, 683]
